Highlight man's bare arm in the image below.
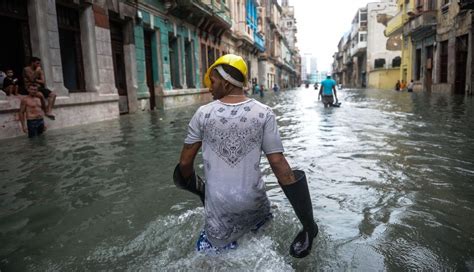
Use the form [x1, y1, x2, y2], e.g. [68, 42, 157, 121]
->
[179, 142, 202, 178]
[36, 68, 45, 85]
[19, 99, 27, 132]
[266, 153, 296, 186]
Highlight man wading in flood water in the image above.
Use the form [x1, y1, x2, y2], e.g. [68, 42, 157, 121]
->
[173, 54, 319, 258]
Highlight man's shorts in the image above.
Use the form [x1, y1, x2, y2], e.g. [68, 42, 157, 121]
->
[322, 95, 334, 106]
[39, 87, 52, 98]
[196, 213, 273, 254]
[27, 118, 44, 138]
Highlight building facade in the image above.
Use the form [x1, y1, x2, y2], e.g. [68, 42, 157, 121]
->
[0, 0, 138, 139]
[366, 0, 400, 90]
[333, 0, 402, 90]
[385, 0, 415, 85]
[432, 0, 473, 95]
[386, 0, 473, 94]
[0, 0, 301, 139]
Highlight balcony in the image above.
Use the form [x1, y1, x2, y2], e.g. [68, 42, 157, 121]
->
[170, 0, 232, 37]
[403, 10, 437, 38]
[254, 32, 265, 52]
[384, 11, 404, 37]
[209, 0, 231, 25]
[350, 41, 367, 57]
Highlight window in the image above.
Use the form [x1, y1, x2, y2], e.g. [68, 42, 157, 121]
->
[440, 40, 448, 83]
[374, 58, 386, 69]
[392, 57, 401, 68]
[56, 4, 85, 92]
[359, 33, 367, 42]
[427, 0, 436, 10]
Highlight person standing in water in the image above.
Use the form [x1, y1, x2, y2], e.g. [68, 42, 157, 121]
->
[174, 54, 318, 258]
[19, 84, 46, 138]
[318, 73, 338, 108]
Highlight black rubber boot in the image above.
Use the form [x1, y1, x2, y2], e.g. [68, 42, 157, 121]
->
[281, 170, 318, 258]
[173, 164, 205, 205]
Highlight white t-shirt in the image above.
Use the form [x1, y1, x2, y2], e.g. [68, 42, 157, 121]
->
[185, 99, 284, 247]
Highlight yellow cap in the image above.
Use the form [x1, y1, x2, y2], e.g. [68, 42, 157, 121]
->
[203, 54, 248, 88]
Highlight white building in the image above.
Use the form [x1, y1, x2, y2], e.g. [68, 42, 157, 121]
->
[366, 0, 401, 90]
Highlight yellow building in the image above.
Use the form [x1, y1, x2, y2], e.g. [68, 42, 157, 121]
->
[385, 0, 415, 84]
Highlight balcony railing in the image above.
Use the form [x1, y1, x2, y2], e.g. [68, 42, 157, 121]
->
[350, 41, 367, 57]
[403, 10, 437, 36]
[210, 0, 231, 24]
[254, 32, 265, 52]
[384, 11, 404, 37]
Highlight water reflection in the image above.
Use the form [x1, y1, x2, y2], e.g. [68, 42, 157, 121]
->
[0, 88, 473, 271]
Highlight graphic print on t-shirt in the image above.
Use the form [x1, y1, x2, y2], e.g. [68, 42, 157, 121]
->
[203, 117, 264, 167]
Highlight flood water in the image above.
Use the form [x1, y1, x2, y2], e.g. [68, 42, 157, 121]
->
[1, 88, 474, 271]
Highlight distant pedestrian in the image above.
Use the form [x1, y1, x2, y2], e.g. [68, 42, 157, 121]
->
[318, 73, 338, 108]
[395, 80, 401, 91]
[258, 83, 265, 98]
[407, 80, 414, 92]
[273, 83, 280, 93]
[400, 80, 407, 91]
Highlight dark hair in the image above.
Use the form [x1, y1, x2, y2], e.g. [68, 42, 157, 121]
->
[220, 64, 245, 83]
[28, 84, 39, 89]
[30, 57, 41, 63]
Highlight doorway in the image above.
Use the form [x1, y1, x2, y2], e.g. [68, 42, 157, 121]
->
[110, 20, 128, 114]
[0, 0, 31, 90]
[144, 30, 156, 110]
[455, 35, 468, 94]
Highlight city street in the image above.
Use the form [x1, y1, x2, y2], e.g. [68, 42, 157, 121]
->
[1, 87, 473, 271]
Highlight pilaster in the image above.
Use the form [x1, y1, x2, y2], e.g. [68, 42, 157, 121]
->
[134, 24, 149, 99]
[80, 5, 100, 92]
[28, 0, 68, 96]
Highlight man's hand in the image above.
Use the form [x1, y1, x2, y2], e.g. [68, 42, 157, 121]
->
[22, 125, 27, 134]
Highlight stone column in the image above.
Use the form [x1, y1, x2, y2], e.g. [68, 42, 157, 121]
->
[161, 29, 172, 90]
[93, 5, 116, 95]
[80, 5, 100, 92]
[134, 24, 149, 99]
[153, 28, 164, 93]
[123, 20, 139, 113]
[448, 36, 456, 93]
[467, 30, 473, 95]
[193, 37, 201, 88]
[28, 0, 68, 96]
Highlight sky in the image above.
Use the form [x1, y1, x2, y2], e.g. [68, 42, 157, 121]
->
[290, 0, 375, 71]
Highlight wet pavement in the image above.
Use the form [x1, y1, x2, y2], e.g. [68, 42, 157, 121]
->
[1, 87, 474, 271]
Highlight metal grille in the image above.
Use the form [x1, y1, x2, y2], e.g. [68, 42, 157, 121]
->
[56, 4, 80, 31]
